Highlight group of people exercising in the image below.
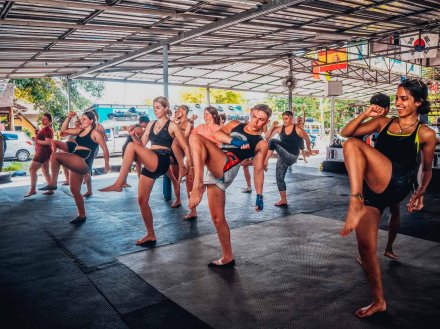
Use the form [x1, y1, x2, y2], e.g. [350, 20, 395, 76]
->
[20, 79, 437, 319]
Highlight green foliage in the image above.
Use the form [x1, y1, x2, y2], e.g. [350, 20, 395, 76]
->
[2, 162, 24, 172]
[22, 128, 32, 138]
[265, 94, 360, 130]
[179, 87, 245, 104]
[211, 89, 244, 104]
[13, 78, 104, 129]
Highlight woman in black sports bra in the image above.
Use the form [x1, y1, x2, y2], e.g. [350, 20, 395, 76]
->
[42, 111, 110, 224]
[339, 80, 437, 318]
[100, 96, 193, 246]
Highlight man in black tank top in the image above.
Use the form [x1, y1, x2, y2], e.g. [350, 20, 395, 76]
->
[188, 104, 272, 268]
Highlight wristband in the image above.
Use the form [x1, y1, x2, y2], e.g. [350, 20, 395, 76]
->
[231, 138, 248, 148]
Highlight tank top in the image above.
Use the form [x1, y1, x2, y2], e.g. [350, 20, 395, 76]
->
[222, 123, 263, 161]
[35, 126, 54, 154]
[75, 128, 98, 153]
[280, 124, 303, 155]
[375, 118, 421, 171]
[149, 120, 173, 148]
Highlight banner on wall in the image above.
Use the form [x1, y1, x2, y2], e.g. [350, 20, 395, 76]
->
[317, 48, 348, 72]
[400, 33, 439, 60]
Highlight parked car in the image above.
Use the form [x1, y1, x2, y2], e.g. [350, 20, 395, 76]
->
[2, 131, 35, 161]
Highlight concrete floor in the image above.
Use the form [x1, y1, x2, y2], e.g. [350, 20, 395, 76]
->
[0, 165, 439, 328]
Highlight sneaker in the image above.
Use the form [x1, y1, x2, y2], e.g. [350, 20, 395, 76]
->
[241, 186, 252, 193]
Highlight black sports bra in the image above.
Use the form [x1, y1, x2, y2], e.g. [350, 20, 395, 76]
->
[148, 120, 173, 148]
[75, 129, 98, 152]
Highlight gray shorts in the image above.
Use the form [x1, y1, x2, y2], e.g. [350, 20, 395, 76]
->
[204, 164, 241, 191]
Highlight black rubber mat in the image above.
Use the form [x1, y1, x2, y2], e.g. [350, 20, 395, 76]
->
[122, 300, 212, 329]
[120, 214, 440, 329]
[87, 262, 167, 314]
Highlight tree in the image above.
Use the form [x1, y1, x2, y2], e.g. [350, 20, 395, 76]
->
[179, 87, 245, 104]
[14, 78, 104, 128]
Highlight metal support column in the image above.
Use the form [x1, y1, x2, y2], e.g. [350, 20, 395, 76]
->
[162, 44, 172, 201]
[329, 96, 335, 145]
[206, 85, 211, 106]
[66, 77, 71, 112]
[288, 56, 293, 112]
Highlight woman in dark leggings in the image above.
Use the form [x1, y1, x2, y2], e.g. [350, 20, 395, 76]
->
[100, 96, 193, 245]
[264, 111, 311, 206]
[42, 111, 110, 223]
[340, 80, 436, 318]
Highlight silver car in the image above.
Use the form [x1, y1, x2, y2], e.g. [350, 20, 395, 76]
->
[2, 131, 35, 161]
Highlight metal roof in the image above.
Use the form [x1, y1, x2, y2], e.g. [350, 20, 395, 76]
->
[1, 0, 439, 100]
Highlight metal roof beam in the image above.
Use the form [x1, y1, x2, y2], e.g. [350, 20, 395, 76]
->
[69, 0, 308, 78]
[0, 1, 14, 19]
[13, 0, 176, 17]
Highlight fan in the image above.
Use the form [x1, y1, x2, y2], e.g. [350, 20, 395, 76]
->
[282, 74, 297, 91]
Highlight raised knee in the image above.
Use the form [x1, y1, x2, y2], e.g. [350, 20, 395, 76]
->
[342, 138, 360, 152]
[189, 134, 201, 145]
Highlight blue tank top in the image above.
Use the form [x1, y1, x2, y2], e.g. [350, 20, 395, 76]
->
[280, 124, 303, 155]
[221, 123, 263, 161]
[149, 120, 173, 148]
[75, 128, 98, 153]
[375, 118, 421, 171]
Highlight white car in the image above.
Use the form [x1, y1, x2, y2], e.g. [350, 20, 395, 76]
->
[2, 131, 35, 161]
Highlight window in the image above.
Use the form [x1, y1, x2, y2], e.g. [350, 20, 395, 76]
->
[4, 133, 18, 140]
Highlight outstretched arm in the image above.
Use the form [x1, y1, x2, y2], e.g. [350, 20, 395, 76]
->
[93, 130, 111, 173]
[296, 126, 312, 155]
[408, 127, 437, 212]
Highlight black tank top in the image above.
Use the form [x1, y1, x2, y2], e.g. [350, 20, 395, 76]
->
[149, 120, 173, 148]
[280, 124, 303, 155]
[75, 129, 98, 153]
[222, 123, 263, 161]
[375, 118, 421, 171]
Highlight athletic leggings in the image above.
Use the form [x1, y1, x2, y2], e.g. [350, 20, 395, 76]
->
[269, 139, 298, 192]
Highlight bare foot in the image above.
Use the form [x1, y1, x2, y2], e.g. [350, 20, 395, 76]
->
[43, 191, 54, 195]
[183, 210, 197, 220]
[136, 235, 156, 245]
[24, 191, 36, 197]
[355, 301, 387, 318]
[188, 184, 206, 209]
[170, 200, 181, 208]
[340, 196, 367, 237]
[274, 200, 288, 207]
[82, 192, 93, 197]
[178, 167, 189, 183]
[384, 250, 399, 260]
[122, 183, 131, 188]
[99, 184, 123, 192]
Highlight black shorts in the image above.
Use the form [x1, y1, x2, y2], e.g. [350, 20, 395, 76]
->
[170, 150, 178, 164]
[66, 141, 77, 153]
[73, 149, 94, 170]
[141, 149, 171, 179]
[363, 162, 416, 214]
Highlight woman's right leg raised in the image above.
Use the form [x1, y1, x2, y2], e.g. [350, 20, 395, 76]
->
[341, 138, 392, 236]
[100, 143, 158, 192]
